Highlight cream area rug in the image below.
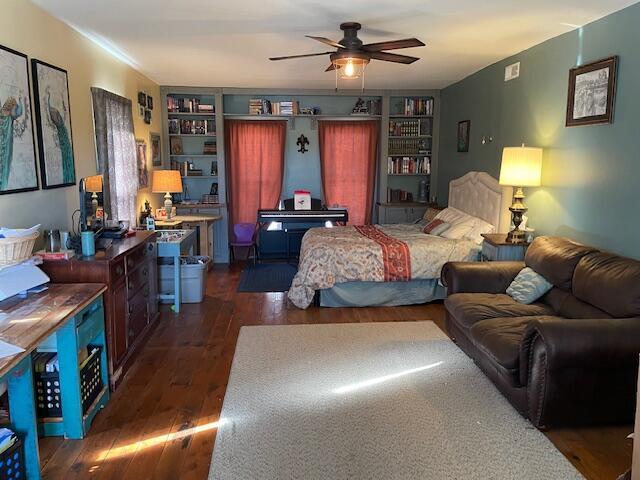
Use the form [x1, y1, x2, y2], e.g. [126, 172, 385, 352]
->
[209, 321, 583, 480]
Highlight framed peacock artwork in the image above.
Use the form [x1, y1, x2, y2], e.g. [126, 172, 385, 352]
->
[32, 59, 76, 189]
[0, 44, 39, 195]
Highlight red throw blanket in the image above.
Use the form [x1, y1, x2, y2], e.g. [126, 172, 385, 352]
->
[354, 225, 412, 281]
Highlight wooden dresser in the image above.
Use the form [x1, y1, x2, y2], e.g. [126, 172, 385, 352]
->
[41, 231, 158, 389]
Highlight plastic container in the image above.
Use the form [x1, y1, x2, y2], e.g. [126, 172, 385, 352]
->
[159, 256, 210, 303]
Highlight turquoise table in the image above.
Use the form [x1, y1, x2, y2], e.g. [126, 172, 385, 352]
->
[156, 229, 196, 313]
[0, 283, 108, 479]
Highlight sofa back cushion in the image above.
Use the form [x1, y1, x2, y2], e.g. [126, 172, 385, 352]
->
[573, 252, 640, 317]
[540, 288, 612, 319]
[525, 236, 597, 290]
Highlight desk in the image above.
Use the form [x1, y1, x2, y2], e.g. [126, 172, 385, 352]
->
[156, 215, 221, 266]
[155, 219, 183, 230]
[0, 284, 107, 479]
[156, 230, 196, 313]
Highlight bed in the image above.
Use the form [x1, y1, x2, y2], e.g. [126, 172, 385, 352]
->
[288, 172, 513, 309]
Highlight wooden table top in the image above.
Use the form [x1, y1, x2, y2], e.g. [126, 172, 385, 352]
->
[0, 284, 106, 376]
[481, 233, 531, 247]
[171, 214, 222, 222]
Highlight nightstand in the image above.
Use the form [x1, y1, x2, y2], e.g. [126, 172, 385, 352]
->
[481, 233, 529, 261]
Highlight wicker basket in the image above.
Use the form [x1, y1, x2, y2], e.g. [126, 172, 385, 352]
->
[0, 231, 39, 266]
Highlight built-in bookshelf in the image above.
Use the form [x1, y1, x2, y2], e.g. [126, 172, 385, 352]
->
[378, 93, 439, 223]
[160, 87, 229, 262]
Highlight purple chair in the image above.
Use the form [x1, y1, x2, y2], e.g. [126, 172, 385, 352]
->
[230, 222, 258, 263]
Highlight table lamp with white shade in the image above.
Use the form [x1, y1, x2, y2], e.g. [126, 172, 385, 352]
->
[152, 170, 183, 219]
[499, 145, 542, 243]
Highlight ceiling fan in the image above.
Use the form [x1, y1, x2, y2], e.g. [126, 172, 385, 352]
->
[269, 22, 425, 85]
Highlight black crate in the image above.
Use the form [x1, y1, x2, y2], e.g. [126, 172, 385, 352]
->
[80, 346, 103, 413]
[34, 353, 61, 419]
[34, 346, 103, 418]
[0, 436, 25, 480]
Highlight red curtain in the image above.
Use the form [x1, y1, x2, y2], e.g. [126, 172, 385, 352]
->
[319, 120, 379, 225]
[225, 120, 286, 224]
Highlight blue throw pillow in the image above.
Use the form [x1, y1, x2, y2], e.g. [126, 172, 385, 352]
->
[506, 267, 553, 304]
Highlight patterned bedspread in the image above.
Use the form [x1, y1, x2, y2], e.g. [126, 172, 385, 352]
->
[288, 224, 480, 309]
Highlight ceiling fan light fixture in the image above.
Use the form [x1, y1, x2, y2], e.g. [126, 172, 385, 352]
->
[331, 53, 369, 79]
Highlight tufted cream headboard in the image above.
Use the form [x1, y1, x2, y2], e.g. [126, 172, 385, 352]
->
[448, 172, 513, 232]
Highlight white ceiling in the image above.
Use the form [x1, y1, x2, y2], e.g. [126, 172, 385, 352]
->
[33, 0, 637, 89]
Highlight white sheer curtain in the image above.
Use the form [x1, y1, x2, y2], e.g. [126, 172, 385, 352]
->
[91, 88, 138, 225]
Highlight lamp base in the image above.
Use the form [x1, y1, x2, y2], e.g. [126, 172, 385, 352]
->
[506, 228, 527, 244]
[507, 186, 528, 244]
[164, 193, 173, 219]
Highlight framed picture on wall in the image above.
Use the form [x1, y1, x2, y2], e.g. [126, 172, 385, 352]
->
[566, 56, 618, 127]
[0, 44, 39, 195]
[31, 59, 76, 189]
[457, 120, 470, 152]
[150, 132, 162, 167]
[136, 139, 149, 188]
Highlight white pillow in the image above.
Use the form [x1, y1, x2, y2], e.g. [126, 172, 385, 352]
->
[436, 207, 494, 243]
[440, 217, 476, 239]
[506, 267, 553, 304]
[434, 207, 469, 224]
[464, 218, 495, 244]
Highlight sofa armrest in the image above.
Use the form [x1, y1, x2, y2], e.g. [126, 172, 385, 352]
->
[520, 317, 640, 427]
[520, 317, 640, 375]
[440, 261, 524, 295]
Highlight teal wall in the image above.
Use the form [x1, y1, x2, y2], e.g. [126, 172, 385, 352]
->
[438, 2, 640, 258]
[224, 95, 379, 200]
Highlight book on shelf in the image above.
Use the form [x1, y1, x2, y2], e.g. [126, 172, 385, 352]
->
[203, 140, 217, 155]
[171, 119, 215, 135]
[249, 98, 300, 115]
[400, 97, 434, 116]
[167, 96, 215, 114]
[351, 98, 381, 115]
[386, 188, 414, 203]
[387, 157, 431, 175]
[389, 118, 432, 136]
[388, 137, 431, 155]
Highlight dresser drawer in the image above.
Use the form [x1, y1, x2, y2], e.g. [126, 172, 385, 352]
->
[125, 246, 146, 274]
[127, 287, 149, 342]
[127, 262, 150, 298]
[110, 258, 126, 283]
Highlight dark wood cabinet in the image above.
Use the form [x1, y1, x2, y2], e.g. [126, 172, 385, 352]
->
[41, 231, 158, 389]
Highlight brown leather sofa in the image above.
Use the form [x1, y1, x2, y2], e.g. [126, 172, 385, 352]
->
[441, 236, 640, 428]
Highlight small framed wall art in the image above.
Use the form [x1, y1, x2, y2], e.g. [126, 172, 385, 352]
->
[457, 120, 470, 152]
[0, 44, 39, 194]
[150, 132, 162, 167]
[566, 56, 618, 127]
[31, 59, 76, 189]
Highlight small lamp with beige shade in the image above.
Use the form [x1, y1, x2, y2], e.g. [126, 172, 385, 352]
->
[499, 145, 543, 243]
[152, 170, 183, 219]
[84, 174, 103, 216]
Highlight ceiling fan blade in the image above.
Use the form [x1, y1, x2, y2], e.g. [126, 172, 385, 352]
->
[269, 51, 333, 61]
[363, 38, 425, 52]
[325, 63, 338, 72]
[369, 51, 420, 64]
[305, 35, 345, 49]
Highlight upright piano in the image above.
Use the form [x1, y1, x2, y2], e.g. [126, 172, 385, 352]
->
[257, 208, 349, 260]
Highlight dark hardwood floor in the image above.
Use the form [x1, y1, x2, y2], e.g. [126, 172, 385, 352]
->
[40, 263, 633, 479]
